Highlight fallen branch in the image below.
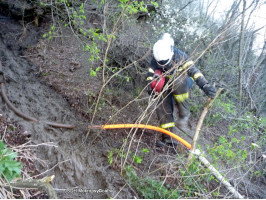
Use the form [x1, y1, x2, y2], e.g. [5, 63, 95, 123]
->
[1, 176, 57, 199]
[45, 121, 76, 129]
[187, 88, 223, 164]
[193, 149, 244, 199]
[185, 88, 244, 198]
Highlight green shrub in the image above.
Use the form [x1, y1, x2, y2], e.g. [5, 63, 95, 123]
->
[125, 165, 180, 199]
[207, 136, 247, 165]
[0, 141, 22, 181]
[179, 158, 208, 197]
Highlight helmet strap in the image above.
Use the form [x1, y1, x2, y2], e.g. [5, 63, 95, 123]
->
[157, 55, 173, 69]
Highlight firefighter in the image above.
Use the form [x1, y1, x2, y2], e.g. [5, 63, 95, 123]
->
[147, 33, 217, 146]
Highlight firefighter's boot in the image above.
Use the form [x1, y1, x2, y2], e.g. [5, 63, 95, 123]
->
[157, 126, 178, 147]
[176, 115, 190, 130]
[176, 101, 192, 136]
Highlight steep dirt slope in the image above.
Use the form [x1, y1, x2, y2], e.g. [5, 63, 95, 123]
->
[0, 16, 133, 199]
[1, 12, 265, 199]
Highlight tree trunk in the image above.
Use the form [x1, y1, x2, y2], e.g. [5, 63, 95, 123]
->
[238, 0, 246, 104]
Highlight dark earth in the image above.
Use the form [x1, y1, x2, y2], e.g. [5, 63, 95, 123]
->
[0, 1, 265, 199]
[0, 11, 171, 199]
[0, 14, 133, 199]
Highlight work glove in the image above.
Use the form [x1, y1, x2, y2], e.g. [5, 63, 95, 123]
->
[202, 84, 217, 98]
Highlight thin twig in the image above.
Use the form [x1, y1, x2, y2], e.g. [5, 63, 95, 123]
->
[31, 159, 71, 179]
[87, 1, 137, 140]
[187, 88, 223, 165]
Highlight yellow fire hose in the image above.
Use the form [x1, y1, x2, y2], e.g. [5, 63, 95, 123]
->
[88, 124, 244, 198]
[88, 124, 192, 149]
[0, 61, 244, 199]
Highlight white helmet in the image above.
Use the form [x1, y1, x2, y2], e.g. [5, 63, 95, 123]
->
[153, 33, 174, 66]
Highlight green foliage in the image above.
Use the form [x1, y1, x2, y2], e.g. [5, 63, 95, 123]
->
[42, 25, 56, 40]
[107, 142, 207, 198]
[249, 169, 264, 179]
[107, 149, 114, 165]
[48, 1, 108, 63]
[107, 147, 127, 165]
[132, 155, 142, 164]
[0, 141, 22, 182]
[83, 29, 108, 62]
[141, 148, 149, 153]
[189, 88, 204, 117]
[190, 102, 204, 117]
[179, 158, 208, 197]
[151, 2, 159, 8]
[117, 0, 152, 14]
[84, 89, 95, 97]
[207, 136, 247, 165]
[93, 98, 106, 111]
[89, 67, 101, 77]
[205, 96, 237, 126]
[37, 0, 266, 198]
[125, 165, 180, 199]
[84, 88, 106, 112]
[132, 147, 149, 165]
[90, 68, 97, 77]
[260, 117, 266, 127]
[108, 147, 149, 165]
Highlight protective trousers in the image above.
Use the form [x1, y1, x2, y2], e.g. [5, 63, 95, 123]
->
[156, 75, 193, 141]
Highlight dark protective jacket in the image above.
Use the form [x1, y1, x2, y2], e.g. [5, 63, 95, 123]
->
[147, 48, 209, 91]
[146, 47, 216, 140]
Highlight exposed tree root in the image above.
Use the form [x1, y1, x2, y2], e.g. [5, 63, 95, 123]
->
[0, 60, 76, 129]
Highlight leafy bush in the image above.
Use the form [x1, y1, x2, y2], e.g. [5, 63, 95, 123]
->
[0, 141, 22, 181]
[179, 158, 209, 197]
[108, 146, 149, 165]
[125, 165, 180, 199]
[207, 136, 247, 165]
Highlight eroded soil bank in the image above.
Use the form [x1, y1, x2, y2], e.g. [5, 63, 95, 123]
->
[0, 15, 134, 199]
[1, 6, 266, 199]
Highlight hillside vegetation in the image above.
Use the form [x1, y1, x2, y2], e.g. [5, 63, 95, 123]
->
[0, 0, 265, 198]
